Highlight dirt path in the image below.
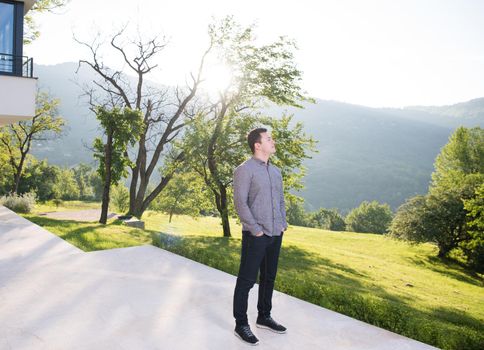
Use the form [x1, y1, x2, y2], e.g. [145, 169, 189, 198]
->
[38, 209, 118, 222]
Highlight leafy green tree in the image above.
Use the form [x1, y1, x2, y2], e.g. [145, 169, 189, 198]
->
[19, 160, 60, 201]
[391, 127, 484, 261]
[346, 201, 393, 234]
[183, 17, 314, 237]
[428, 175, 481, 257]
[309, 207, 346, 231]
[390, 176, 481, 258]
[52, 167, 80, 200]
[73, 163, 95, 200]
[0, 151, 12, 195]
[0, 92, 64, 194]
[389, 196, 430, 243]
[89, 171, 103, 201]
[93, 107, 143, 224]
[429, 127, 483, 259]
[183, 112, 315, 237]
[182, 111, 257, 236]
[286, 197, 310, 227]
[149, 172, 214, 223]
[461, 184, 484, 271]
[260, 115, 317, 202]
[431, 127, 484, 192]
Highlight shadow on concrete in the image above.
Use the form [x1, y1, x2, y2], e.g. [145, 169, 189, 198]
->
[152, 232, 484, 350]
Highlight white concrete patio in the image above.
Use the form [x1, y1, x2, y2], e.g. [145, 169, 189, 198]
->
[0, 206, 438, 349]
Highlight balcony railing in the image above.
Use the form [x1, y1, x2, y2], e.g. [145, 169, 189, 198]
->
[0, 53, 34, 78]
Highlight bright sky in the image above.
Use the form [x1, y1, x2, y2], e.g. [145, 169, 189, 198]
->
[25, 0, 484, 108]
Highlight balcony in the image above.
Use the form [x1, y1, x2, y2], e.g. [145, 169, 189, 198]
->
[0, 53, 37, 126]
[0, 53, 34, 77]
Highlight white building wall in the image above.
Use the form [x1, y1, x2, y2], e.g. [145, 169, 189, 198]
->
[0, 75, 37, 126]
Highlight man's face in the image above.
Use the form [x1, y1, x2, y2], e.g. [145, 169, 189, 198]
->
[256, 132, 276, 155]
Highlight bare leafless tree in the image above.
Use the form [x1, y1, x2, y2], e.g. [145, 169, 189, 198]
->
[75, 26, 213, 217]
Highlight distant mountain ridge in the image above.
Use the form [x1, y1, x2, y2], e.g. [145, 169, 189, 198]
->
[406, 97, 484, 121]
[32, 62, 484, 212]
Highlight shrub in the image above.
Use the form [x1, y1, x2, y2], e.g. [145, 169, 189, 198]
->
[346, 200, 393, 234]
[308, 208, 346, 231]
[0, 192, 36, 213]
[111, 183, 129, 213]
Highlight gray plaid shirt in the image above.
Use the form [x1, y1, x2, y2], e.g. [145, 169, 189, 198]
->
[233, 156, 288, 237]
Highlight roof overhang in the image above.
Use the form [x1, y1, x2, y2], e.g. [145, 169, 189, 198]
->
[15, 0, 37, 14]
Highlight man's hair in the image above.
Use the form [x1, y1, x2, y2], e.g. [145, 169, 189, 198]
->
[247, 127, 268, 154]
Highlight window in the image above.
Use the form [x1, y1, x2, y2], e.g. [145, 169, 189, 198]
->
[0, 2, 15, 73]
[0, 2, 14, 55]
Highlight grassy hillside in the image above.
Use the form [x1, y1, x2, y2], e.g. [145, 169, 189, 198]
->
[23, 203, 484, 350]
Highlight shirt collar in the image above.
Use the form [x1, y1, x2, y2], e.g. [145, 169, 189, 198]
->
[251, 156, 270, 166]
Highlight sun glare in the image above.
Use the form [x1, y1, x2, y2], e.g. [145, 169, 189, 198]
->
[202, 63, 234, 100]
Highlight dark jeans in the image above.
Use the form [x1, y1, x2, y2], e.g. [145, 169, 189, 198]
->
[233, 230, 283, 326]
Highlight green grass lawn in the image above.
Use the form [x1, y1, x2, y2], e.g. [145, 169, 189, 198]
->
[22, 202, 484, 350]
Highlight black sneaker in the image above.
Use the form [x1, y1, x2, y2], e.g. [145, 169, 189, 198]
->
[234, 325, 259, 346]
[256, 316, 287, 333]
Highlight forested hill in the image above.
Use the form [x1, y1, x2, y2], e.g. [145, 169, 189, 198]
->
[33, 63, 100, 167]
[32, 62, 484, 212]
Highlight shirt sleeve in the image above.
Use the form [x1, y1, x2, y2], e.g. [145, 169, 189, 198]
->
[233, 166, 263, 236]
[280, 178, 288, 231]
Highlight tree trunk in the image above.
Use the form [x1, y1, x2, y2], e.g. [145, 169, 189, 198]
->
[132, 174, 149, 217]
[128, 132, 146, 216]
[220, 186, 231, 237]
[213, 185, 231, 237]
[13, 168, 22, 194]
[128, 166, 139, 215]
[437, 243, 451, 258]
[206, 104, 232, 237]
[12, 151, 28, 194]
[128, 154, 182, 219]
[168, 197, 179, 223]
[129, 179, 147, 218]
[126, 88, 196, 218]
[99, 133, 113, 224]
[437, 249, 447, 258]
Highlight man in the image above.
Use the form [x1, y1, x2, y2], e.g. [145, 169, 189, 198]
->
[232, 127, 288, 345]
